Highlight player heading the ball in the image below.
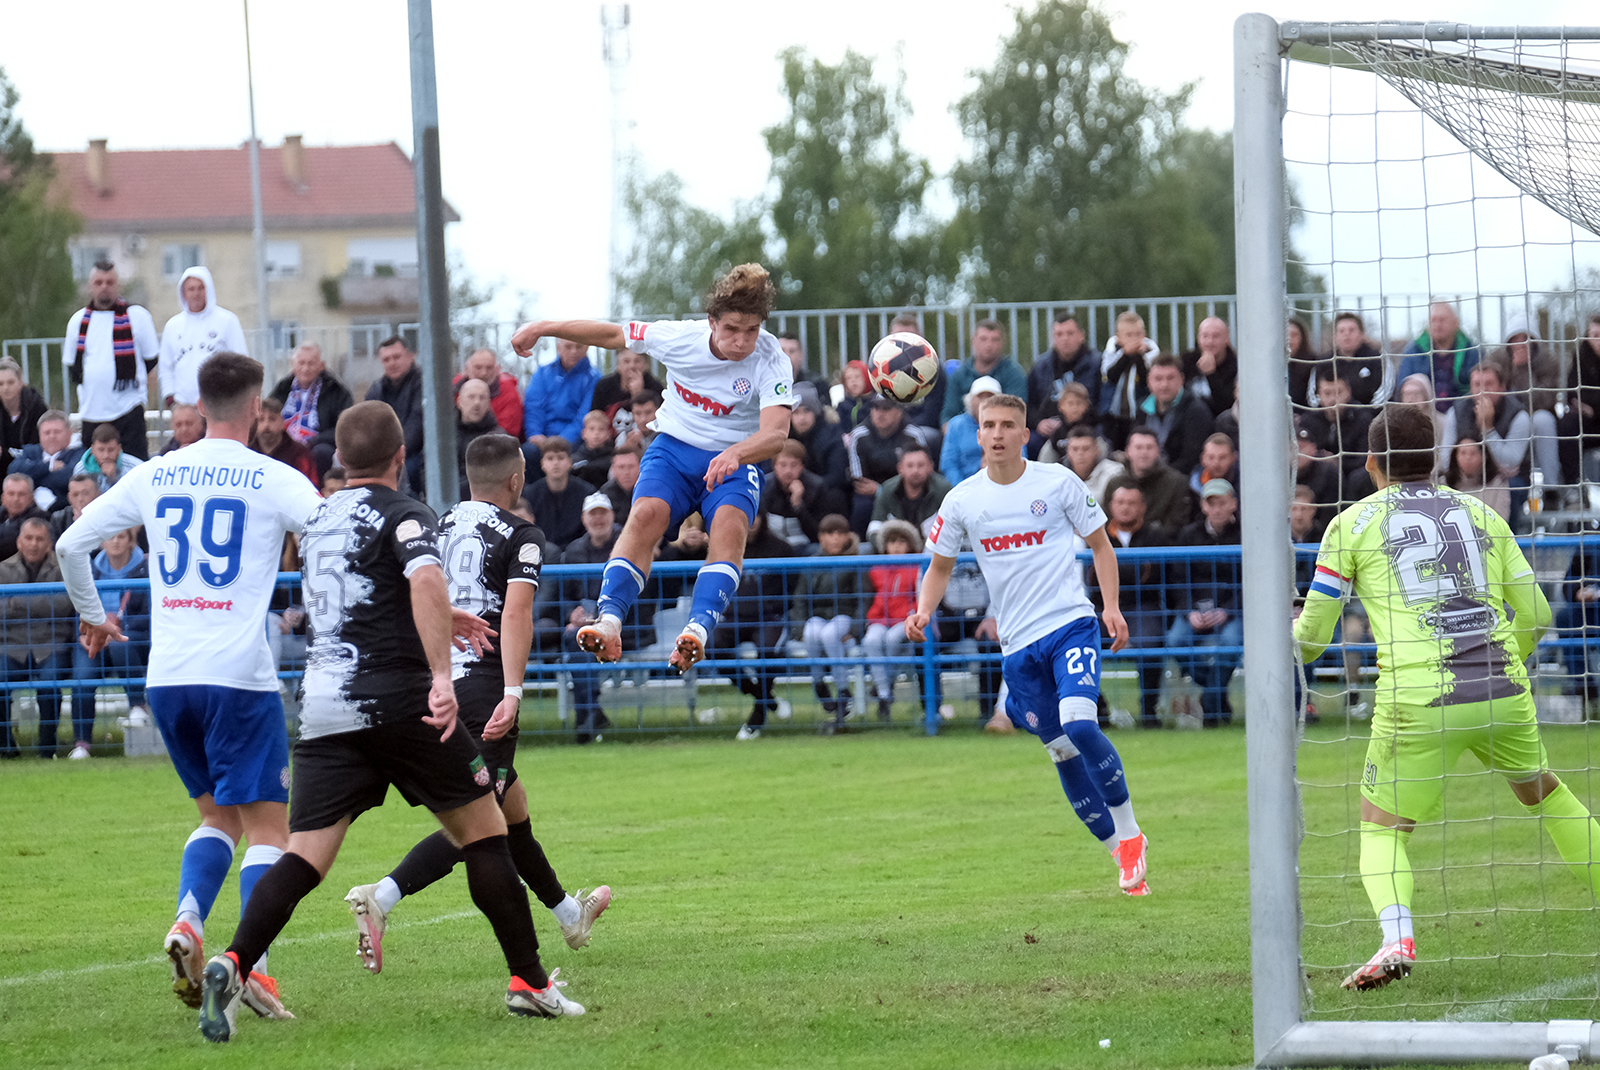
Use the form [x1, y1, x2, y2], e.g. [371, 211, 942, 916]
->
[907, 393, 1151, 896]
[509, 264, 794, 672]
[1294, 403, 1600, 992]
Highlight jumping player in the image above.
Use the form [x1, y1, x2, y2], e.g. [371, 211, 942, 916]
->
[907, 393, 1150, 895]
[196, 404, 581, 1042]
[57, 352, 323, 1019]
[509, 264, 793, 671]
[344, 434, 610, 972]
[1294, 404, 1600, 991]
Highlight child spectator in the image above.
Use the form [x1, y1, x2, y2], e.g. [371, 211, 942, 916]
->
[1446, 433, 1511, 521]
[1100, 311, 1160, 451]
[835, 360, 874, 433]
[792, 514, 867, 731]
[320, 466, 348, 497]
[861, 519, 922, 722]
[1033, 381, 1095, 461]
[571, 410, 617, 487]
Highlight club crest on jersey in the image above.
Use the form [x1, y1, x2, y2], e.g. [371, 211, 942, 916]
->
[979, 529, 1047, 552]
[928, 516, 943, 543]
[470, 755, 490, 787]
[627, 321, 649, 342]
[1024, 711, 1039, 729]
[1030, 499, 1047, 517]
[674, 381, 733, 416]
[731, 377, 752, 398]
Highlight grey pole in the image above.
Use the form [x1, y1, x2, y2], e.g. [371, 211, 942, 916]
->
[1233, 13, 1301, 1065]
[243, 0, 270, 337]
[407, 0, 457, 511]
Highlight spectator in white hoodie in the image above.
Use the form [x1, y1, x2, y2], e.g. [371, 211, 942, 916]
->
[157, 266, 248, 407]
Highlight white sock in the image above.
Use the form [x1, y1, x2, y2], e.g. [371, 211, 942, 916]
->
[177, 895, 204, 939]
[1103, 836, 1119, 855]
[375, 876, 403, 915]
[1378, 904, 1414, 945]
[1109, 802, 1140, 840]
[551, 894, 580, 928]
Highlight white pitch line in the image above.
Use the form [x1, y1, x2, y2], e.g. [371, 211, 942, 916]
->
[0, 909, 480, 989]
[1440, 976, 1597, 1022]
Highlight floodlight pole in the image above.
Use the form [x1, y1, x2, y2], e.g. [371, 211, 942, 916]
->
[243, 0, 270, 337]
[1232, 13, 1301, 1066]
[407, 0, 457, 511]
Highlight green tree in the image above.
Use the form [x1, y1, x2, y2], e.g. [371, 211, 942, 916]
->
[612, 165, 766, 317]
[763, 48, 948, 308]
[0, 67, 79, 342]
[951, 0, 1204, 301]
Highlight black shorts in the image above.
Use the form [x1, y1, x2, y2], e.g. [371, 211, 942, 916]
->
[454, 672, 520, 803]
[288, 718, 493, 833]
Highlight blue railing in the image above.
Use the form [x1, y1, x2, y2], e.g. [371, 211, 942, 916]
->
[1, 538, 1596, 751]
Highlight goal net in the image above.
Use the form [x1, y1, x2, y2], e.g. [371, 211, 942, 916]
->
[1236, 17, 1600, 1067]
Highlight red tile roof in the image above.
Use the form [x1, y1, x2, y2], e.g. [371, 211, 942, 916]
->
[49, 141, 459, 230]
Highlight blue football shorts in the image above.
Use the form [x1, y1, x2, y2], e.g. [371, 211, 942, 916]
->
[1001, 614, 1103, 743]
[636, 431, 764, 528]
[147, 684, 291, 806]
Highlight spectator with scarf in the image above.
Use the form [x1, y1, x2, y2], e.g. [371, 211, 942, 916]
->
[1397, 301, 1481, 412]
[61, 261, 158, 459]
[269, 341, 355, 478]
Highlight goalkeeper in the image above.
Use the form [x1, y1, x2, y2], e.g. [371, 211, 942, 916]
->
[1294, 404, 1600, 992]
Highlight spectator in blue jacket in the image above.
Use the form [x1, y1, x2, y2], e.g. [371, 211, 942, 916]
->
[71, 527, 149, 744]
[10, 411, 83, 510]
[1396, 301, 1481, 412]
[939, 320, 1028, 426]
[941, 375, 1000, 486]
[524, 340, 599, 448]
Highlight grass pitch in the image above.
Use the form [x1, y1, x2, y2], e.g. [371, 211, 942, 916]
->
[1, 719, 1594, 1069]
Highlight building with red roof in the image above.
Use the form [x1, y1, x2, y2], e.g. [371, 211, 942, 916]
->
[51, 137, 458, 367]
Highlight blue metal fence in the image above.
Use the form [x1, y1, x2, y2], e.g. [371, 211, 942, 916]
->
[1, 539, 1595, 755]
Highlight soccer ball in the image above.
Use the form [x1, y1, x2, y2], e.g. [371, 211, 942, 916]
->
[867, 332, 940, 404]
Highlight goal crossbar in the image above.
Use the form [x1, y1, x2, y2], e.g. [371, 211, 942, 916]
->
[1237, 14, 1600, 1067]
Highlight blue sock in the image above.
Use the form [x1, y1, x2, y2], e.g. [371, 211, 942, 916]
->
[176, 826, 235, 938]
[596, 558, 645, 622]
[239, 844, 284, 974]
[688, 561, 740, 632]
[1062, 719, 1130, 807]
[1056, 757, 1115, 843]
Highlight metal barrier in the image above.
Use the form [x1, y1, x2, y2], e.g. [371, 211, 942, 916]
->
[1, 539, 1595, 756]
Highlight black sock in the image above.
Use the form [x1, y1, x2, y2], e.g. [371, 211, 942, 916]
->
[462, 835, 546, 989]
[227, 852, 321, 975]
[505, 818, 565, 909]
[390, 831, 465, 897]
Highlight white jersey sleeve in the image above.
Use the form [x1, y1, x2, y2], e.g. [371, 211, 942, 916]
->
[927, 493, 969, 559]
[624, 319, 794, 450]
[58, 480, 149, 627]
[1056, 467, 1108, 538]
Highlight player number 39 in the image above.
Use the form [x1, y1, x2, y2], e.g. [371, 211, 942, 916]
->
[154, 494, 247, 588]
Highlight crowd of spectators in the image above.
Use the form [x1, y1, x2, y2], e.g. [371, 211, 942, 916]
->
[6, 301, 1600, 753]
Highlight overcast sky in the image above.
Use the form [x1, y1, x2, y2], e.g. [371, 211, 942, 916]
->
[6, 0, 1599, 328]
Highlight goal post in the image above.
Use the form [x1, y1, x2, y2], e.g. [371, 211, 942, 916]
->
[1236, 15, 1600, 1067]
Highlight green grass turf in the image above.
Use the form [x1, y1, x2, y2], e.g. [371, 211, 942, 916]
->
[1, 720, 1594, 1069]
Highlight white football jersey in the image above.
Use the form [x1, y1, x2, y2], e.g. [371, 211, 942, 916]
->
[927, 461, 1108, 654]
[624, 319, 794, 450]
[57, 438, 325, 691]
